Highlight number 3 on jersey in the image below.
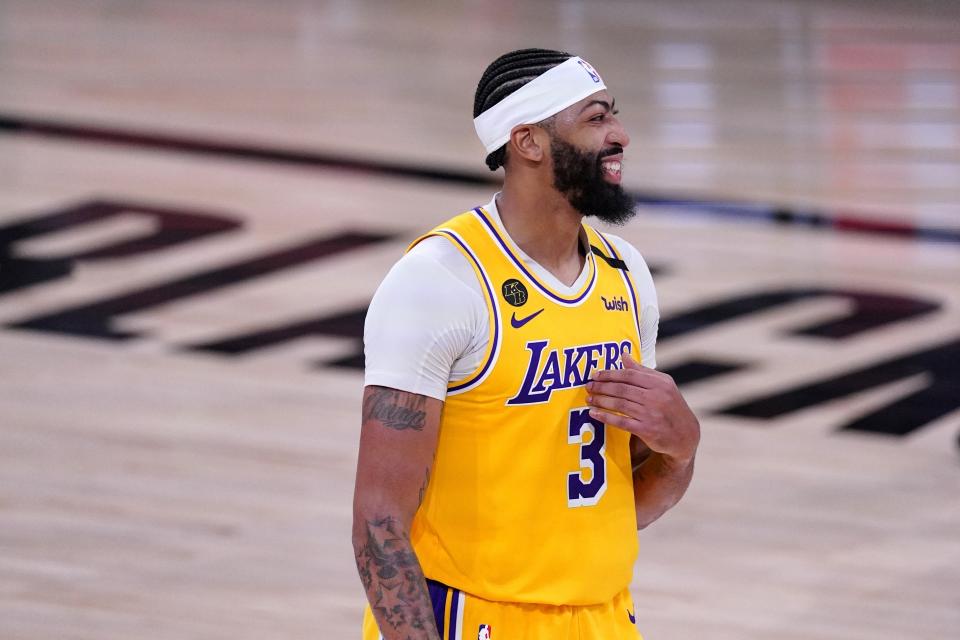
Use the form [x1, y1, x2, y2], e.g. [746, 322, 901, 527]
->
[567, 408, 607, 507]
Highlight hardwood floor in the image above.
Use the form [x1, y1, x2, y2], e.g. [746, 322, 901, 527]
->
[0, 1, 957, 638]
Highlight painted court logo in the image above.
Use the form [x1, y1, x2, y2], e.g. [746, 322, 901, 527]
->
[478, 624, 491, 640]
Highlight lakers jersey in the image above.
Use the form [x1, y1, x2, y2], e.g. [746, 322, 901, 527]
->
[408, 206, 645, 606]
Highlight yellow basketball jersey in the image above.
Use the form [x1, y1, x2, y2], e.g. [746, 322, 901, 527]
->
[408, 206, 645, 606]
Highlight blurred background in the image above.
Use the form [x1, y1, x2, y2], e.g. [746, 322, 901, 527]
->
[1, 1, 958, 638]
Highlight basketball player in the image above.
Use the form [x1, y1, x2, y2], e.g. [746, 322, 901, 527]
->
[353, 48, 700, 640]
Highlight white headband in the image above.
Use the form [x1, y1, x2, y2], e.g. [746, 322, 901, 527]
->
[473, 56, 607, 154]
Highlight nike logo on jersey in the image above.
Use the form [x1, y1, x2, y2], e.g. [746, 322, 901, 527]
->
[510, 308, 544, 329]
[627, 609, 636, 624]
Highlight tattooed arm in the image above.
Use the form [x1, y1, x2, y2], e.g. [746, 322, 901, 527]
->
[352, 385, 443, 640]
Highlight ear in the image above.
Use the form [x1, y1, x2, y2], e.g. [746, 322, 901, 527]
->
[508, 124, 549, 163]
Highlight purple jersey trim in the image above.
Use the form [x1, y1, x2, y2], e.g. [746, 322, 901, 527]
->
[425, 578, 448, 636]
[596, 232, 643, 351]
[433, 229, 501, 394]
[473, 207, 597, 305]
[448, 588, 462, 640]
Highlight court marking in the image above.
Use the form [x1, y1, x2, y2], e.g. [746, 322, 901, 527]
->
[2, 112, 958, 246]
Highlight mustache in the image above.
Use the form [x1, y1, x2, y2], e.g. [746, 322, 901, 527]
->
[599, 145, 624, 160]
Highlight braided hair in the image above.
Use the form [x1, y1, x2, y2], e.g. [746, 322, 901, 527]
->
[474, 48, 573, 171]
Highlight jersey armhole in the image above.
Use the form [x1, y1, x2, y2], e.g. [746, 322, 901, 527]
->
[590, 228, 645, 366]
[408, 230, 502, 395]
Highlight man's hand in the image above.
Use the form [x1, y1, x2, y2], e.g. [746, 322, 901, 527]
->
[585, 352, 700, 528]
[585, 352, 699, 463]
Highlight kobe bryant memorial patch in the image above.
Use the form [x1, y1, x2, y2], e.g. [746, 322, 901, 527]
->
[501, 279, 528, 307]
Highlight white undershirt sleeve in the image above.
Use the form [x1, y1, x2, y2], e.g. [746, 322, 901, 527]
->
[364, 219, 660, 401]
[607, 235, 660, 369]
[363, 237, 487, 401]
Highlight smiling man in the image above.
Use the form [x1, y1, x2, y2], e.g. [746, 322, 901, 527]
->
[353, 48, 700, 640]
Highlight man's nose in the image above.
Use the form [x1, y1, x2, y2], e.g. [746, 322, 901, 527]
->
[608, 120, 630, 149]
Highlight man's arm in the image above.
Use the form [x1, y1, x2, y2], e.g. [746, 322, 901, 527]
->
[629, 435, 695, 529]
[352, 385, 443, 640]
[586, 353, 700, 529]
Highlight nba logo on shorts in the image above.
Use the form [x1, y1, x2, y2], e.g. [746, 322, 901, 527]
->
[577, 59, 602, 83]
[477, 624, 491, 640]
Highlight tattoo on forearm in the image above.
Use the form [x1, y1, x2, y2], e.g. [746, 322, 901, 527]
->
[354, 515, 439, 639]
[417, 467, 430, 506]
[363, 387, 427, 431]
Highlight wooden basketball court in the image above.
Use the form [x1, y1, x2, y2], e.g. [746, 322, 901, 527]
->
[1, 1, 958, 638]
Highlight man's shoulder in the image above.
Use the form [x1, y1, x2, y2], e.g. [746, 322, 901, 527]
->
[416, 194, 498, 241]
[594, 231, 652, 278]
[406, 233, 465, 262]
[403, 203, 494, 277]
[418, 205, 488, 234]
[385, 235, 483, 301]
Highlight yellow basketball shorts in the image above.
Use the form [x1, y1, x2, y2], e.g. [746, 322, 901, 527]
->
[362, 578, 643, 640]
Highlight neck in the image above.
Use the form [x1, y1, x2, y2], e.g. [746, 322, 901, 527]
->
[497, 173, 585, 286]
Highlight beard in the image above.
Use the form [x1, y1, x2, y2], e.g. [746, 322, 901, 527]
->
[550, 135, 636, 225]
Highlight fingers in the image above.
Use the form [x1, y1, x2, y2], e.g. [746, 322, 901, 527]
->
[587, 406, 660, 442]
[622, 350, 642, 370]
[589, 403, 691, 459]
[585, 351, 699, 461]
[591, 364, 671, 390]
[586, 390, 646, 419]
[586, 380, 643, 403]
[586, 379, 671, 409]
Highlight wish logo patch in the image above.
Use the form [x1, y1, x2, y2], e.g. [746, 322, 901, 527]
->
[601, 295, 629, 312]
